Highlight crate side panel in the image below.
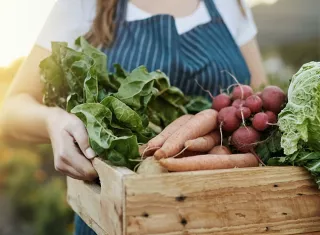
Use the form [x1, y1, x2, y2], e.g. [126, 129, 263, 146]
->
[67, 158, 133, 235]
[67, 177, 108, 235]
[124, 166, 320, 235]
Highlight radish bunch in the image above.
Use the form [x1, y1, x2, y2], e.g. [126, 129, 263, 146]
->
[211, 85, 286, 155]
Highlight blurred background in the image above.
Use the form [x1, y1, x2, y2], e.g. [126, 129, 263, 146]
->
[0, 0, 319, 234]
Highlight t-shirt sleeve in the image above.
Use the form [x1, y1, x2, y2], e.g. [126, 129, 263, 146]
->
[234, 0, 258, 46]
[35, 0, 95, 51]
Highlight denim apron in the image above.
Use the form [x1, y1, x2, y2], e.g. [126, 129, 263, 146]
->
[75, 0, 251, 234]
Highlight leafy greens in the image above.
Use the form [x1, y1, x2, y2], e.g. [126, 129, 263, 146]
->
[39, 36, 189, 169]
[277, 61, 320, 155]
[263, 61, 320, 188]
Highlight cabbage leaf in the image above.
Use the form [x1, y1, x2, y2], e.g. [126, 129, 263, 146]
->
[278, 61, 320, 155]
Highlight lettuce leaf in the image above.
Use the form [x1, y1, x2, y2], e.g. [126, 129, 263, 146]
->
[278, 61, 320, 155]
[266, 61, 320, 188]
[184, 96, 212, 114]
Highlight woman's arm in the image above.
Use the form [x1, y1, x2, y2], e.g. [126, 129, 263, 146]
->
[0, 45, 53, 143]
[0, 45, 98, 181]
[240, 37, 268, 90]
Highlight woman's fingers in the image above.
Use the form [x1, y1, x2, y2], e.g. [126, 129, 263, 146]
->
[54, 130, 98, 181]
[184, 130, 221, 152]
[63, 146, 98, 181]
[147, 114, 194, 148]
[154, 109, 218, 159]
[54, 163, 84, 180]
[65, 114, 96, 159]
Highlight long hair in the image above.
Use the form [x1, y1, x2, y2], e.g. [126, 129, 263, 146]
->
[85, 0, 119, 48]
[237, 0, 247, 17]
[85, 0, 247, 47]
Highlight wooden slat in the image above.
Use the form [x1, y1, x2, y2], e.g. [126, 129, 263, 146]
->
[67, 177, 109, 235]
[67, 158, 134, 235]
[124, 166, 320, 235]
[126, 217, 320, 235]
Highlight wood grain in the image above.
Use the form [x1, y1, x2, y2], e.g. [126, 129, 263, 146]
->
[124, 166, 320, 235]
[67, 158, 134, 235]
[67, 177, 109, 235]
[67, 162, 320, 235]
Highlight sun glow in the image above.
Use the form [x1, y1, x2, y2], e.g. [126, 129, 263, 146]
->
[0, 0, 279, 67]
[246, 0, 279, 7]
[0, 0, 56, 67]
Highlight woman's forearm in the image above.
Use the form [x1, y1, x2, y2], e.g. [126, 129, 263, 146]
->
[240, 38, 268, 90]
[0, 93, 55, 144]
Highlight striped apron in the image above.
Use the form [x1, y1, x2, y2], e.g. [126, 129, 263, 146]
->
[75, 0, 251, 234]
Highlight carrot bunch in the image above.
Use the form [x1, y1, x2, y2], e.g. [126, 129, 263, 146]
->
[137, 83, 287, 174]
[139, 109, 257, 173]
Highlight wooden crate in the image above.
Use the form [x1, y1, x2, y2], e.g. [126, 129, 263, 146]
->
[67, 157, 320, 235]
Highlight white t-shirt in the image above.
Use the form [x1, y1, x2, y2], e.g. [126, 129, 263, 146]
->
[36, 0, 257, 50]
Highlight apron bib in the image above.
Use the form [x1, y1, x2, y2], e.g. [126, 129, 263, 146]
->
[102, 0, 251, 98]
[75, 0, 251, 234]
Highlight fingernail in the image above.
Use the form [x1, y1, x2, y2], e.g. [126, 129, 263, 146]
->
[85, 147, 96, 159]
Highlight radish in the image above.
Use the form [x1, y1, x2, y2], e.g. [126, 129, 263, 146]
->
[256, 91, 262, 99]
[136, 157, 168, 174]
[265, 111, 277, 124]
[209, 145, 232, 155]
[244, 95, 263, 113]
[231, 126, 261, 153]
[232, 85, 253, 100]
[261, 86, 286, 114]
[252, 112, 269, 131]
[193, 79, 231, 112]
[212, 93, 231, 111]
[218, 106, 241, 132]
[232, 99, 245, 108]
[236, 106, 251, 119]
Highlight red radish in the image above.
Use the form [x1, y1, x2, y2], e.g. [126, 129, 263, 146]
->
[231, 126, 260, 153]
[236, 106, 251, 119]
[265, 111, 277, 124]
[212, 93, 231, 111]
[244, 95, 263, 113]
[252, 112, 269, 131]
[232, 85, 253, 100]
[232, 99, 245, 108]
[218, 106, 241, 132]
[261, 86, 286, 114]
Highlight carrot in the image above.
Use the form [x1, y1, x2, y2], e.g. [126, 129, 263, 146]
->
[175, 150, 204, 158]
[208, 145, 232, 155]
[154, 109, 218, 160]
[184, 130, 220, 152]
[159, 153, 258, 172]
[147, 114, 193, 148]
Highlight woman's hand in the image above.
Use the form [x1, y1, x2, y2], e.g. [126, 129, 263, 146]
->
[46, 108, 98, 181]
[149, 109, 219, 159]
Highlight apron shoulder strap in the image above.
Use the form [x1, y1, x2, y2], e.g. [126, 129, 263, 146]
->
[203, 0, 222, 19]
[115, 0, 128, 23]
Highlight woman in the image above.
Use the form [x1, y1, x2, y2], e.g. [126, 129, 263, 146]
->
[0, 0, 267, 234]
